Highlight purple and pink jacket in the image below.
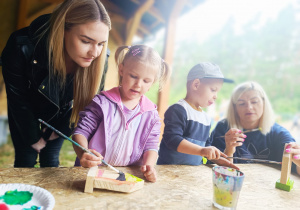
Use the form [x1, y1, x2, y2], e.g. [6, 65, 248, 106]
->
[73, 87, 161, 166]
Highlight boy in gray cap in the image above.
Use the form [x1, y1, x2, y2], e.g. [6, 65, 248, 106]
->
[157, 62, 236, 167]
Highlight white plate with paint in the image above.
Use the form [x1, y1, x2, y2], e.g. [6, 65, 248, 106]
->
[0, 183, 55, 210]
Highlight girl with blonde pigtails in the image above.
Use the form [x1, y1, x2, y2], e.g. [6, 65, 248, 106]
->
[73, 45, 171, 182]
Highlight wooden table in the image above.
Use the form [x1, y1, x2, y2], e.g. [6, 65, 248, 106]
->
[0, 164, 299, 210]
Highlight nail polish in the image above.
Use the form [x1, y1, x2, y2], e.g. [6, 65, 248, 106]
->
[294, 155, 300, 159]
[286, 145, 291, 149]
[285, 149, 291, 153]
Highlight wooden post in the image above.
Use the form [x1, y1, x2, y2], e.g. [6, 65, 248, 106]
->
[157, 0, 187, 140]
[125, 0, 154, 45]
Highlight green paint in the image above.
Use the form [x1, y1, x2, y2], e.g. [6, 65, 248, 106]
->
[125, 173, 143, 182]
[0, 190, 33, 205]
[22, 206, 41, 210]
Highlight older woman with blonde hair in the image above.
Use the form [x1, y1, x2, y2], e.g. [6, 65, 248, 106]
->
[209, 81, 299, 174]
[1, 0, 111, 167]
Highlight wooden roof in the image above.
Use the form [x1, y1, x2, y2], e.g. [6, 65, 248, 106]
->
[18, 0, 204, 44]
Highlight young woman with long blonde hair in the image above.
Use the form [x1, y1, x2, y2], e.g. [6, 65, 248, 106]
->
[2, 0, 111, 167]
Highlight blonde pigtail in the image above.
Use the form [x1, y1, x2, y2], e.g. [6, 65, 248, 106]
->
[158, 61, 171, 91]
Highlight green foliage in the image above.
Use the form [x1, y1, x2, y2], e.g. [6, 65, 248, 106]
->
[59, 140, 77, 167]
[168, 5, 300, 116]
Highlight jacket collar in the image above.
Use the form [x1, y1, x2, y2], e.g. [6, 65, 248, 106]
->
[101, 87, 157, 112]
[29, 14, 50, 69]
[38, 75, 60, 106]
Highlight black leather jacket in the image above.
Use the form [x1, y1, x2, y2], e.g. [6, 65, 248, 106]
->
[1, 14, 109, 145]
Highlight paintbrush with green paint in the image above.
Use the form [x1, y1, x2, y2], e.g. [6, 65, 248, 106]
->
[215, 127, 262, 139]
[38, 119, 125, 176]
[226, 157, 282, 164]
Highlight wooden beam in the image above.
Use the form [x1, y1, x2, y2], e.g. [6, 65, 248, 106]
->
[125, 0, 154, 45]
[110, 28, 124, 46]
[130, 0, 165, 23]
[17, 0, 30, 29]
[101, 0, 126, 17]
[139, 23, 151, 35]
[109, 12, 127, 24]
[157, 0, 188, 140]
[25, 4, 59, 26]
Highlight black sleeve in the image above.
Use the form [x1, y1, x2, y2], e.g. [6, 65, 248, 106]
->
[1, 30, 42, 146]
[162, 104, 187, 151]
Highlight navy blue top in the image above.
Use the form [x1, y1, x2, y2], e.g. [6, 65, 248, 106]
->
[157, 99, 211, 165]
[208, 119, 297, 172]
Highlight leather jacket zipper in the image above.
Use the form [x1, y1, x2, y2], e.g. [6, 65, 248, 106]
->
[38, 89, 60, 121]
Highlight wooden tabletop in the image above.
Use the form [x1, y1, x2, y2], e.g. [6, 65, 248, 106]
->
[0, 164, 299, 210]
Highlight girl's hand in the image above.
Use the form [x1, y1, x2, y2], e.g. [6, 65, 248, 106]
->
[140, 165, 157, 182]
[199, 146, 227, 160]
[285, 142, 300, 167]
[80, 149, 103, 168]
[224, 128, 246, 156]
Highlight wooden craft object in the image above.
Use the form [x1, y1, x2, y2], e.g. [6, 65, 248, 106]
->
[84, 166, 144, 193]
[275, 143, 294, 191]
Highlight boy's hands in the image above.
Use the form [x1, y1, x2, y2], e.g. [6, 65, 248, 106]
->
[199, 146, 227, 160]
[80, 149, 103, 168]
[141, 165, 157, 182]
[212, 157, 240, 170]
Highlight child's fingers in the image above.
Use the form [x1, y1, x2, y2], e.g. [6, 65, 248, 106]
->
[80, 155, 101, 168]
[220, 151, 228, 158]
[146, 174, 156, 182]
[143, 167, 156, 182]
[140, 165, 147, 172]
[89, 149, 103, 159]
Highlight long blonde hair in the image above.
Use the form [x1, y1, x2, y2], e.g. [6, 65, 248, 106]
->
[114, 45, 171, 91]
[226, 81, 275, 134]
[47, 0, 111, 125]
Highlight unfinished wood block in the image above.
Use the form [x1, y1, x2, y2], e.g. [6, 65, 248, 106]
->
[84, 166, 98, 193]
[280, 150, 292, 184]
[275, 143, 294, 191]
[84, 167, 144, 193]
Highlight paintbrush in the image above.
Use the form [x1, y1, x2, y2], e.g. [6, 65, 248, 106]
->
[215, 127, 261, 139]
[227, 157, 282, 165]
[38, 119, 124, 175]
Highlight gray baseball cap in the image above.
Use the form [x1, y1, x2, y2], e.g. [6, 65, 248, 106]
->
[187, 62, 234, 83]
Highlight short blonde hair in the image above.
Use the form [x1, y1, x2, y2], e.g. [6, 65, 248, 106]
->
[115, 45, 171, 91]
[226, 81, 275, 134]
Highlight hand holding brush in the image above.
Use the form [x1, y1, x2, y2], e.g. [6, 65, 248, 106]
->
[216, 128, 261, 159]
[216, 128, 261, 139]
[38, 119, 124, 176]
